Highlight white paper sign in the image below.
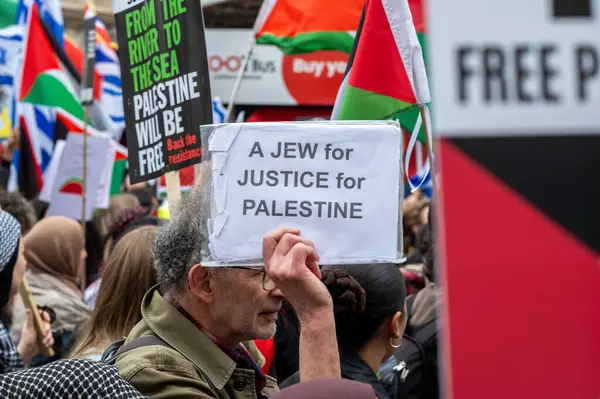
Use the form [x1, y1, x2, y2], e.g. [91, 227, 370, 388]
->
[205, 121, 403, 265]
[96, 143, 117, 209]
[47, 133, 109, 220]
[39, 139, 66, 202]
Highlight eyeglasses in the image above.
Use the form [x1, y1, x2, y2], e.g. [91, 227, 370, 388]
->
[230, 267, 277, 291]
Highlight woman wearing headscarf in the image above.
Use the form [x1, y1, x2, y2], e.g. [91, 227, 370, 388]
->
[0, 210, 53, 373]
[10, 216, 89, 365]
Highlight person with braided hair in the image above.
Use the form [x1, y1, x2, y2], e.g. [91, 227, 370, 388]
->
[281, 264, 407, 399]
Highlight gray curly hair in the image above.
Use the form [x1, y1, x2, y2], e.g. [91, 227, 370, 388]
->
[153, 175, 212, 295]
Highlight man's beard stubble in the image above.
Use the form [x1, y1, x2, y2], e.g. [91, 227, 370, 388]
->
[212, 295, 279, 341]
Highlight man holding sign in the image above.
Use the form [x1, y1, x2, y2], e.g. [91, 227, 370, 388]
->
[113, 121, 403, 397]
[115, 186, 341, 398]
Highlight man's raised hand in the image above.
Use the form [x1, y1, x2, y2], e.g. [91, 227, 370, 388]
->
[263, 228, 331, 317]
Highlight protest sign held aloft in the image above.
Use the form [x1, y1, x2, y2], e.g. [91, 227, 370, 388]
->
[112, 0, 212, 184]
[46, 133, 109, 221]
[201, 121, 404, 266]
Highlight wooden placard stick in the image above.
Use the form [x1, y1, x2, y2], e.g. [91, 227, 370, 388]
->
[18, 276, 54, 357]
[165, 171, 182, 215]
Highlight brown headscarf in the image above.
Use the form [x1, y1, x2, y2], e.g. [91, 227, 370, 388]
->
[271, 379, 376, 399]
[24, 216, 84, 292]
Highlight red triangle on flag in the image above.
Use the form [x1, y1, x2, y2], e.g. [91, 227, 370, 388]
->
[19, 4, 61, 101]
[347, 0, 417, 104]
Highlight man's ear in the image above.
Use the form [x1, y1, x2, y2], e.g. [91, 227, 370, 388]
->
[188, 264, 213, 303]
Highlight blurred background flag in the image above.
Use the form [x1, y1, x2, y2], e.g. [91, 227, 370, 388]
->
[15, 0, 63, 46]
[85, 1, 125, 138]
[254, 0, 363, 54]
[0, 25, 22, 141]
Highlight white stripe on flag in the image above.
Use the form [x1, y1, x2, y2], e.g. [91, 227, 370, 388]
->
[381, 0, 430, 104]
[416, 141, 424, 174]
[96, 66, 121, 78]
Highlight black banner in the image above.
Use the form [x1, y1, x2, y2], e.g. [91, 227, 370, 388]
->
[81, 9, 96, 106]
[113, 0, 213, 183]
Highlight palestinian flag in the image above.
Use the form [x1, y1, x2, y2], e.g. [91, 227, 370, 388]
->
[254, 0, 363, 54]
[19, 3, 86, 121]
[332, 0, 430, 140]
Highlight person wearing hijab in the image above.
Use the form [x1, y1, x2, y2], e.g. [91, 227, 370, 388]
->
[0, 210, 53, 373]
[10, 216, 89, 365]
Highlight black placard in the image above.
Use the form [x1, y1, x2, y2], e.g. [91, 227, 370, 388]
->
[113, 0, 213, 183]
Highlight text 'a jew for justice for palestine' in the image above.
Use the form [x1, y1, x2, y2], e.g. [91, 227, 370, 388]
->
[239, 141, 368, 220]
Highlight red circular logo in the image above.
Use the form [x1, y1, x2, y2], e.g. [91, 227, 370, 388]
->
[282, 51, 349, 106]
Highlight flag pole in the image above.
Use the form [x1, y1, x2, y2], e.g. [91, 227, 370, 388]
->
[79, 4, 97, 292]
[419, 105, 437, 195]
[224, 38, 255, 122]
[80, 105, 89, 292]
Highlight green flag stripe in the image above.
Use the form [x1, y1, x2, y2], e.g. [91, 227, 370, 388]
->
[0, 1, 17, 29]
[110, 160, 127, 196]
[256, 31, 355, 55]
[338, 84, 414, 121]
[22, 73, 84, 121]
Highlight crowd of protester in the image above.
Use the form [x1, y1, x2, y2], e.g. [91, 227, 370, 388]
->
[1, 133, 438, 398]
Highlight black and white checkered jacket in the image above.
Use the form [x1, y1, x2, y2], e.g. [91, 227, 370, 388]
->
[0, 320, 23, 375]
[0, 358, 148, 398]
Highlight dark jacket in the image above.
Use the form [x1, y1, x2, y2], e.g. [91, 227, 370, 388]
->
[273, 302, 299, 382]
[280, 348, 391, 399]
